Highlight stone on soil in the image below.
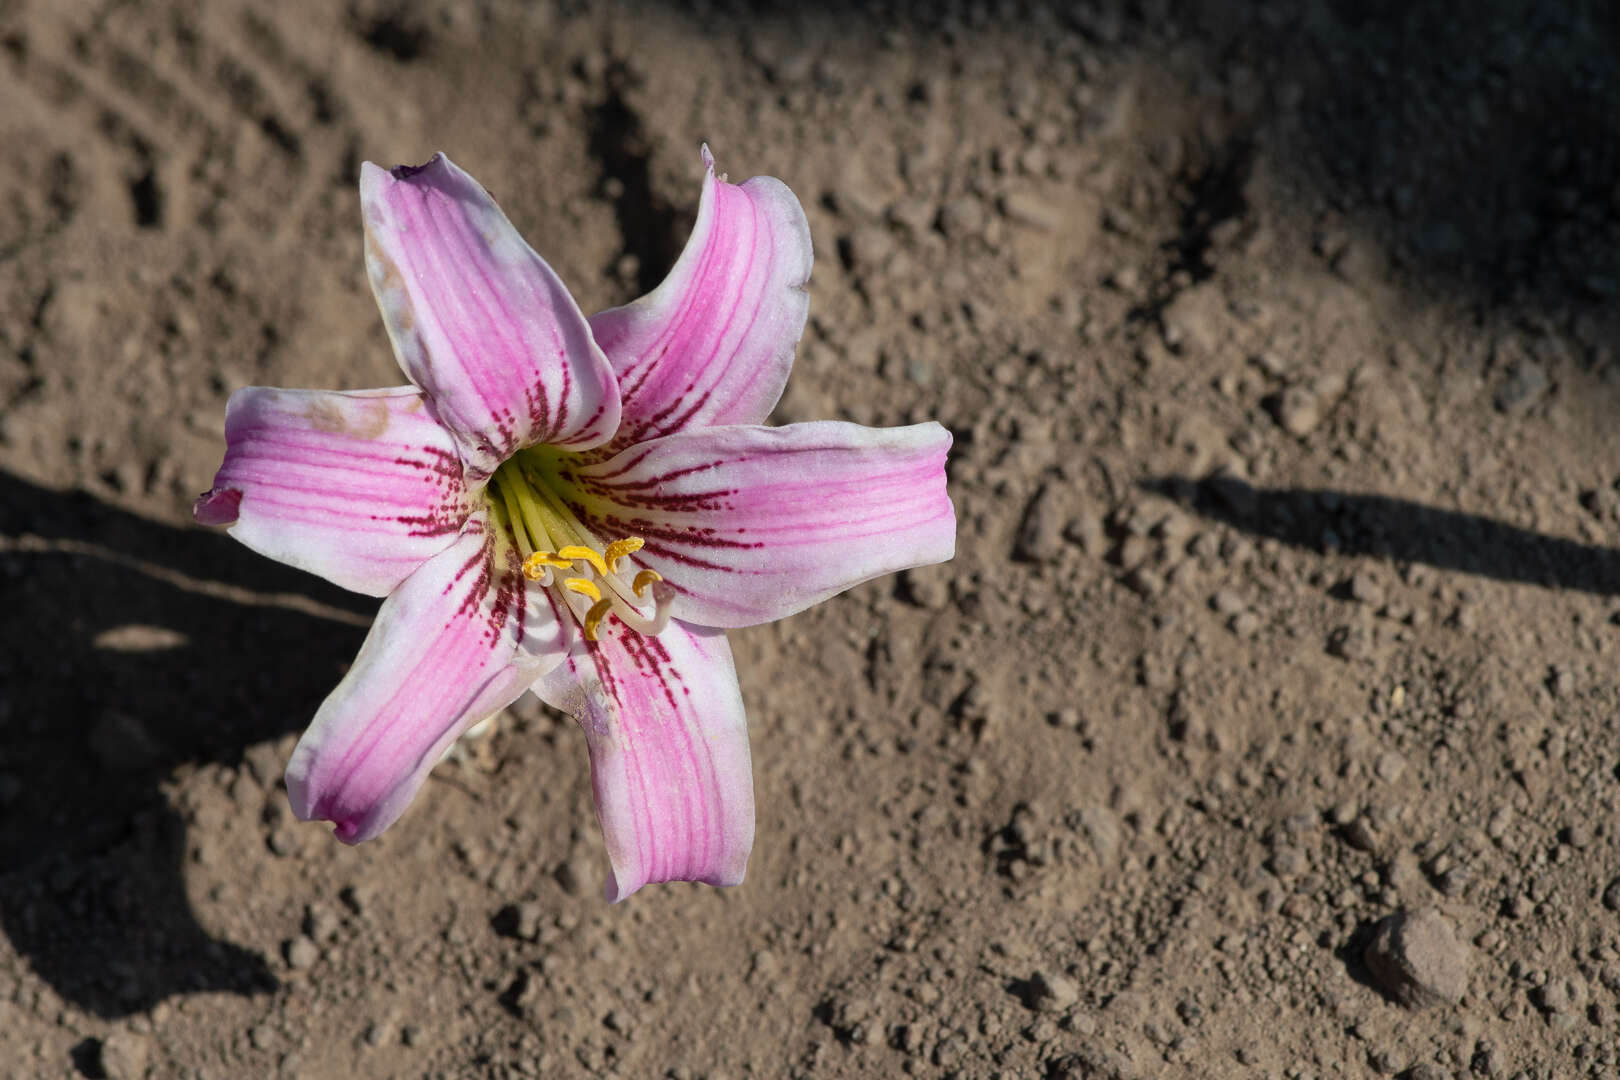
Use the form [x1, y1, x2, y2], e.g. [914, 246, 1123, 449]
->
[1363, 908, 1468, 1009]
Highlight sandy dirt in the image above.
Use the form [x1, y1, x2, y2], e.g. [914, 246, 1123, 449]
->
[5, 1, 1620, 1077]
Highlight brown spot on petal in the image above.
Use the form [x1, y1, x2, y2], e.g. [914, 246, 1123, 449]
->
[305, 396, 390, 440]
[364, 230, 413, 331]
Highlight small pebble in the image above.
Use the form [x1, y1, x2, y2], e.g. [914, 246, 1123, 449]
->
[1535, 975, 1588, 1014]
[267, 827, 302, 858]
[1062, 513, 1104, 555]
[303, 903, 340, 943]
[1405, 1065, 1453, 1080]
[1364, 907, 1469, 1009]
[937, 196, 987, 239]
[1229, 610, 1262, 637]
[1494, 360, 1549, 416]
[554, 855, 592, 896]
[96, 1031, 151, 1080]
[900, 567, 950, 609]
[1269, 386, 1323, 437]
[1025, 970, 1080, 1013]
[1375, 752, 1407, 784]
[1269, 847, 1306, 877]
[284, 935, 319, 970]
[999, 191, 1060, 231]
[1348, 571, 1385, 606]
[1015, 484, 1062, 563]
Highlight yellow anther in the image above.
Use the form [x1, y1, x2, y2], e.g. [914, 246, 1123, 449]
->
[563, 576, 602, 602]
[603, 536, 645, 571]
[556, 545, 609, 576]
[583, 597, 613, 642]
[523, 551, 573, 580]
[632, 569, 664, 596]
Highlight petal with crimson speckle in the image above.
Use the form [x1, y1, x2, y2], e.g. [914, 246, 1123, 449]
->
[533, 617, 752, 901]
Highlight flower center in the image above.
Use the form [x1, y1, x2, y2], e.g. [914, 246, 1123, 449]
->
[487, 450, 674, 643]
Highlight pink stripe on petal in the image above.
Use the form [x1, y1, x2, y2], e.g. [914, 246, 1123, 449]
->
[534, 619, 753, 901]
[553, 421, 956, 628]
[286, 513, 571, 844]
[195, 386, 472, 597]
[361, 155, 621, 476]
[589, 147, 811, 453]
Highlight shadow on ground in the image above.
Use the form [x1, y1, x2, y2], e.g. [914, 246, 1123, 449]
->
[683, 0, 1620, 324]
[1146, 473, 1620, 596]
[0, 472, 372, 1017]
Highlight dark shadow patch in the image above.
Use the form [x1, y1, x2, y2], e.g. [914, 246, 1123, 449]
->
[348, 2, 430, 63]
[0, 473, 373, 1017]
[69, 1037, 104, 1079]
[128, 164, 161, 229]
[1333, 916, 1384, 995]
[584, 65, 684, 299]
[1144, 473, 1620, 596]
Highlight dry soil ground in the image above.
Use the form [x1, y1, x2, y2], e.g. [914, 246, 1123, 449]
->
[5, 1, 1620, 1078]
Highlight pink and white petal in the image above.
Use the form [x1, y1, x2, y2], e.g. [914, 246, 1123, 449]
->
[361, 155, 621, 476]
[286, 512, 572, 843]
[194, 386, 471, 597]
[552, 420, 955, 628]
[588, 146, 811, 453]
[534, 619, 753, 902]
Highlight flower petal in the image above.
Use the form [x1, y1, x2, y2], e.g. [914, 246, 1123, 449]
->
[286, 511, 571, 843]
[533, 619, 753, 901]
[588, 146, 811, 452]
[194, 386, 470, 597]
[361, 154, 621, 476]
[553, 420, 955, 628]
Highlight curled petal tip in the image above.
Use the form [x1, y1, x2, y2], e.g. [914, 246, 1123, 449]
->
[193, 487, 242, 527]
[359, 154, 449, 185]
[330, 819, 364, 845]
[700, 143, 715, 172]
[389, 153, 446, 181]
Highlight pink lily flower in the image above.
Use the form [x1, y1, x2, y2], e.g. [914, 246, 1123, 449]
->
[193, 148, 954, 900]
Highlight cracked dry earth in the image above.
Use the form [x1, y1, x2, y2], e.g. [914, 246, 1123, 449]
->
[6, 1, 1620, 1078]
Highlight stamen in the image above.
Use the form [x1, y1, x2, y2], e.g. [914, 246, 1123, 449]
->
[488, 452, 678, 643]
[522, 551, 572, 580]
[563, 576, 602, 602]
[491, 471, 535, 557]
[583, 597, 613, 641]
[519, 459, 595, 550]
[556, 544, 610, 577]
[604, 537, 644, 571]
